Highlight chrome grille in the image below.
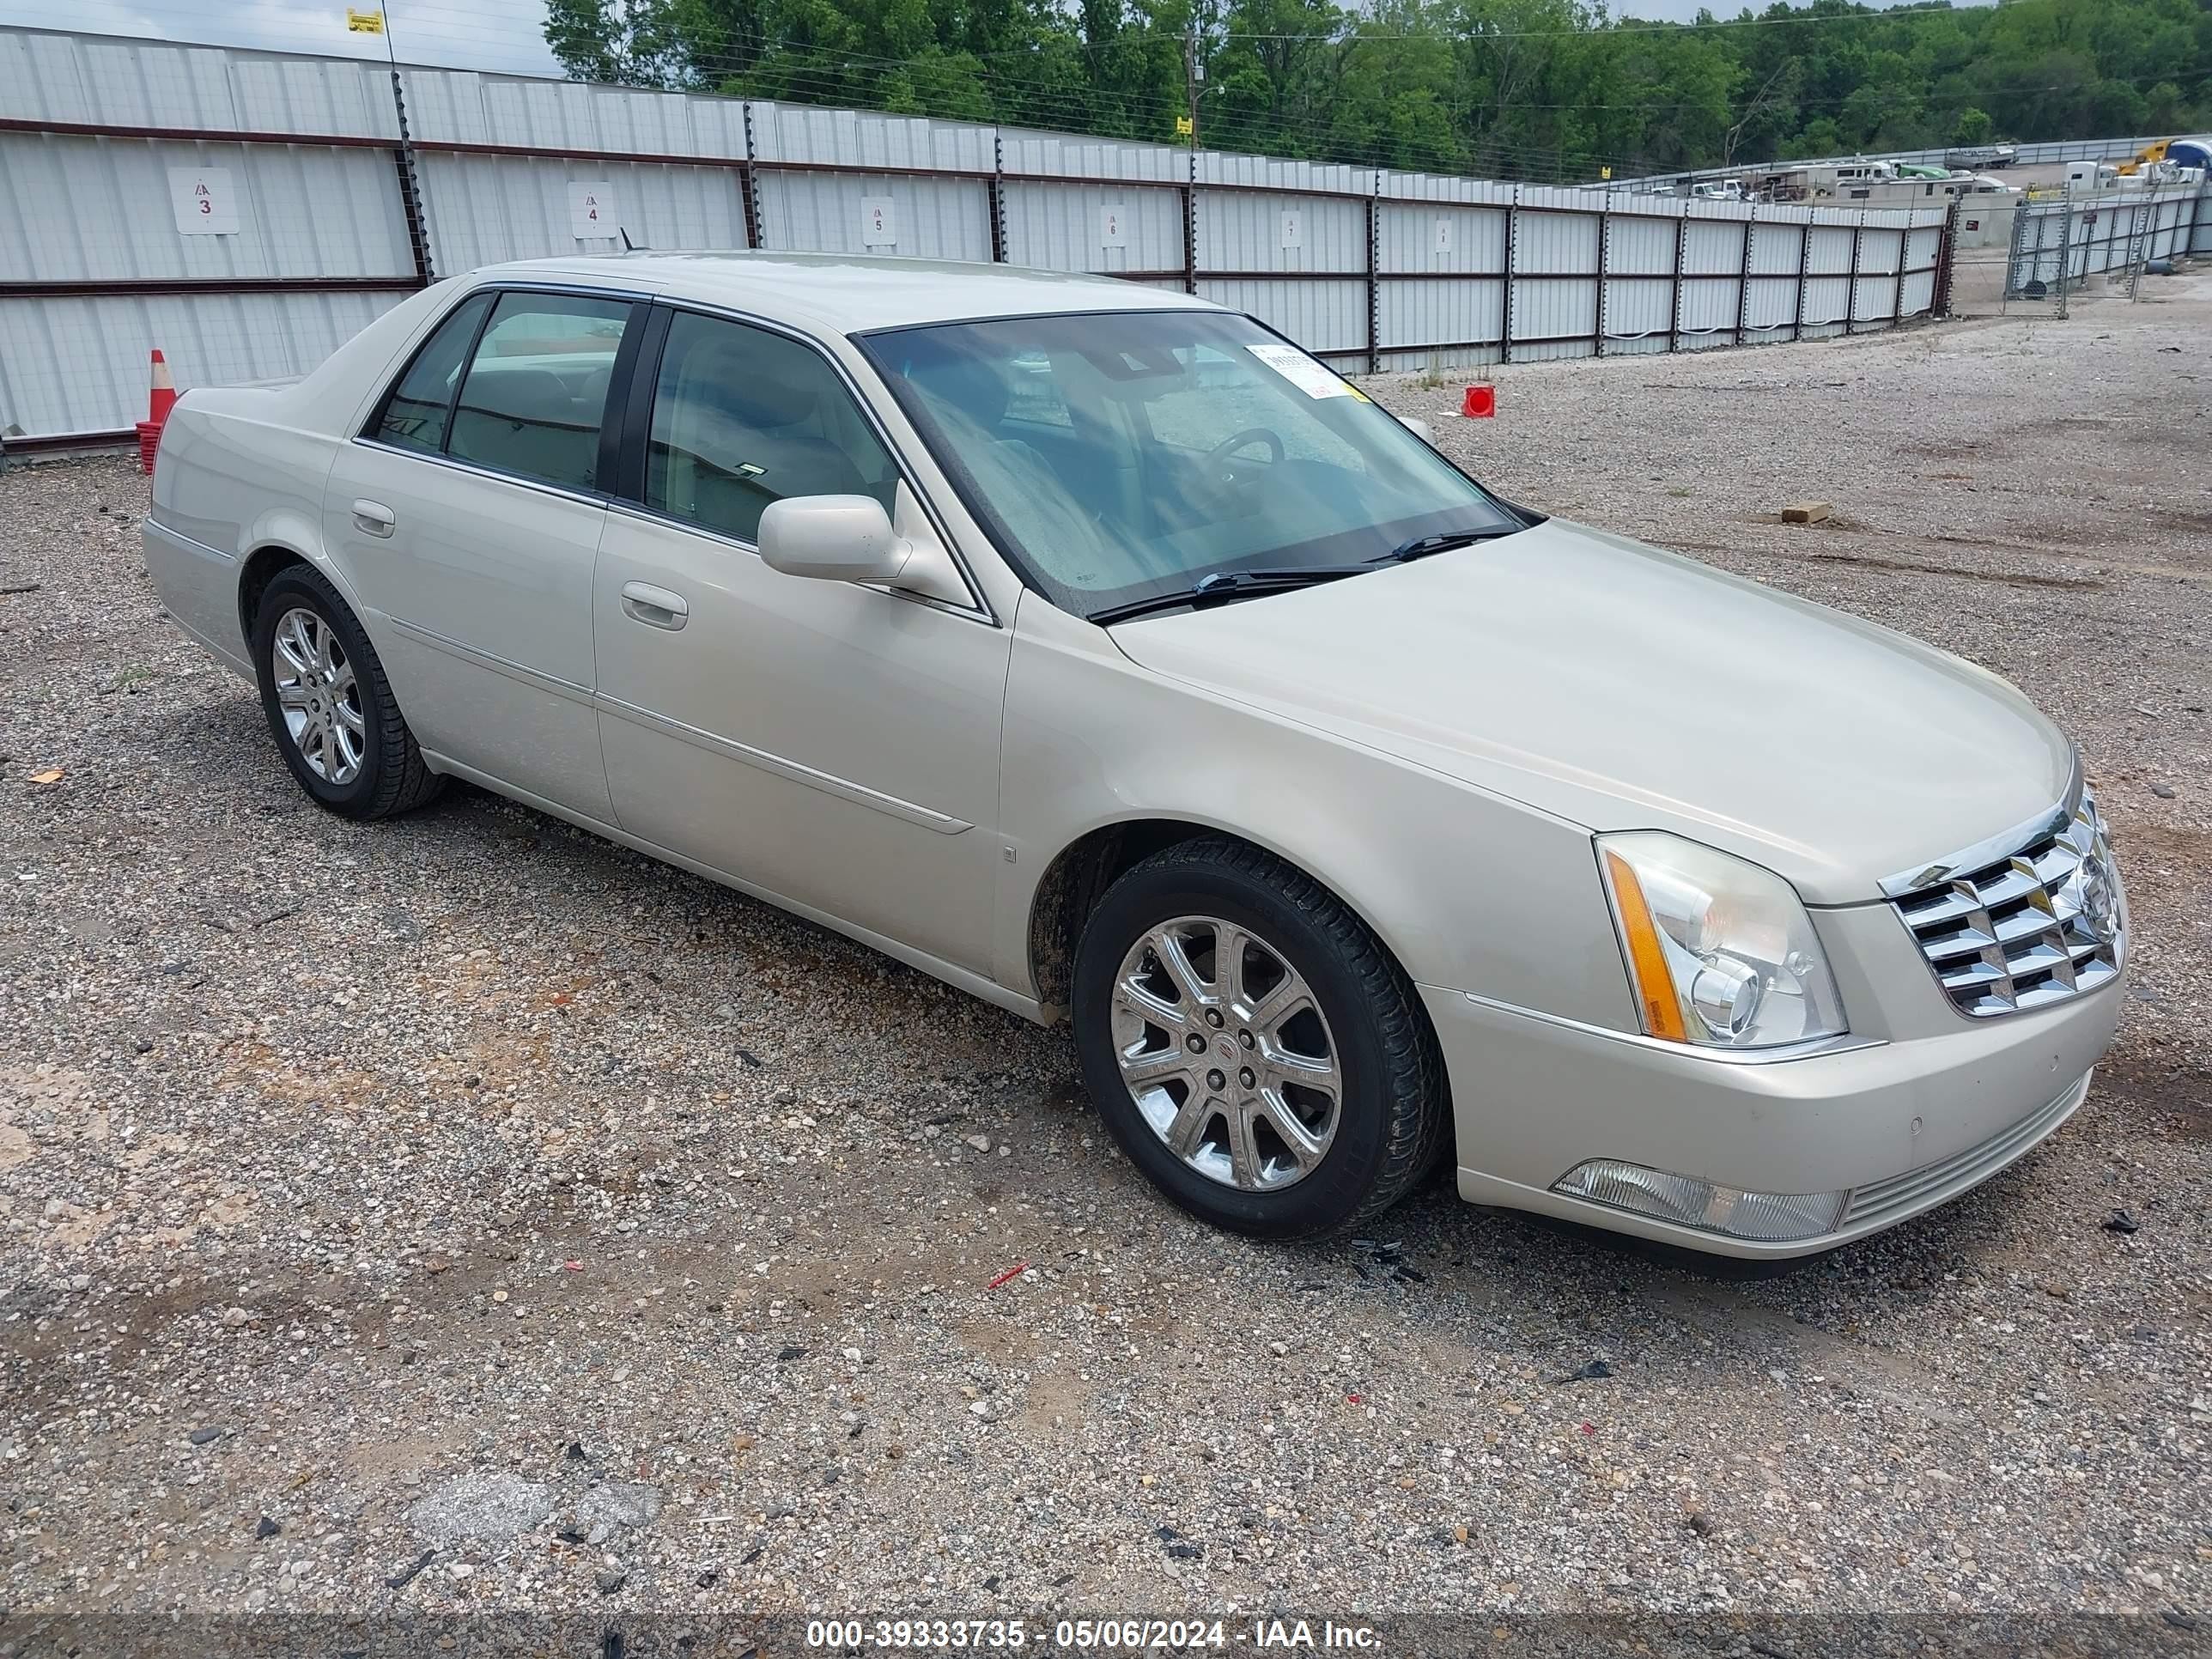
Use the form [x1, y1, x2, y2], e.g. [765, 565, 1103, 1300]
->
[1888, 787, 2124, 1018]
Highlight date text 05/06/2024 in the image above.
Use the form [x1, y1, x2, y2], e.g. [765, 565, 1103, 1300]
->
[804, 1620, 1381, 1650]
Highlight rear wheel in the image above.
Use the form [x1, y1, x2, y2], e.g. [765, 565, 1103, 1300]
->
[252, 565, 442, 820]
[1071, 838, 1447, 1239]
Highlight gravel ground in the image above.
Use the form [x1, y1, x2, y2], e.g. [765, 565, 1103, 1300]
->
[1, 275, 2208, 1637]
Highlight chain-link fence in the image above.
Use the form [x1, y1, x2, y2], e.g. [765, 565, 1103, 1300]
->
[1947, 185, 2204, 318]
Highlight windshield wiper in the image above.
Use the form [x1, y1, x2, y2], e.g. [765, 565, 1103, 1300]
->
[1089, 563, 1373, 625]
[1378, 526, 1522, 564]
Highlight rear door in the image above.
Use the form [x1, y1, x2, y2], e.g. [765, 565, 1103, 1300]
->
[325, 285, 644, 820]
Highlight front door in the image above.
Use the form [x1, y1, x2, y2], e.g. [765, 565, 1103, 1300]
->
[592, 307, 1010, 977]
[325, 286, 641, 820]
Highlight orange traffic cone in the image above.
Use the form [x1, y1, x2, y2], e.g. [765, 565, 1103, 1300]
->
[1460, 383, 1495, 419]
[137, 349, 177, 475]
[148, 349, 178, 424]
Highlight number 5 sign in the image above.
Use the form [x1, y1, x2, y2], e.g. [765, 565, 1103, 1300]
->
[167, 167, 240, 236]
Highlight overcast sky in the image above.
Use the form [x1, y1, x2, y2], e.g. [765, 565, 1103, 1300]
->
[12, 0, 1975, 79]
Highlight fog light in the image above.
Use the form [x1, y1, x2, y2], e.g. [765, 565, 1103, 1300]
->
[1553, 1159, 1848, 1243]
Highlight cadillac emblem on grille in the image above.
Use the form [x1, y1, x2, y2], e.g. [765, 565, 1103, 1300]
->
[1888, 787, 2125, 1018]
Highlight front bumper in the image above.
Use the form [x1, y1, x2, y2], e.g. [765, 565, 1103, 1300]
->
[1421, 954, 2120, 1259]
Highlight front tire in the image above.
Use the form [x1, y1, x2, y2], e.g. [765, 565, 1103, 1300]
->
[252, 564, 443, 821]
[1071, 838, 1447, 1239]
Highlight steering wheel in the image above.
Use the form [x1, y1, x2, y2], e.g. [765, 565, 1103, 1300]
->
[1202, 427, 1285, 486]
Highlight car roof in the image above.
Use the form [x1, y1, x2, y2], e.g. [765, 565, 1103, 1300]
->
[471, 251, 1219, 335]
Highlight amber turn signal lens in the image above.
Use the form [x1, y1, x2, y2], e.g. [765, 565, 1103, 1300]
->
[1603, 848, 1689, 1043]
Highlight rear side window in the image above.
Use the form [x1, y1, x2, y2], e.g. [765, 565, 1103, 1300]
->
[371, 292, 492, 455]
[447, 292, 633, 492]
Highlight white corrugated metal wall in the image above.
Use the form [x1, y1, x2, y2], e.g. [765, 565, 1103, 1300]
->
[7, 23, 2187, 443]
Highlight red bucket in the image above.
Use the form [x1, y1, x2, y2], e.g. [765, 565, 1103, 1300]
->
[137, 420, 163, 475]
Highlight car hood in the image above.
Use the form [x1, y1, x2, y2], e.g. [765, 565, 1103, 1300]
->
[1108, 517, 2075, 905]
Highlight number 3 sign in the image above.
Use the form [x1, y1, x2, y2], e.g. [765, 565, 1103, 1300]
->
[167, 167, 240, 236]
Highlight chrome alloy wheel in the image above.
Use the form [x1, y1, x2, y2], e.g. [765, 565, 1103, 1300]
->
[270, 606, 366, 785]
[1109, 915, 1342, 1191]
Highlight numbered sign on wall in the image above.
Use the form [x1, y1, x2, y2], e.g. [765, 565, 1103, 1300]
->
[167, 167, 239, 235]
[861, 198, 898, 246]
[568, 182, 617, 240]
[1279, 210, 1304, 250]
[1100, 205, 1127, 249]
[1433, 216, 1454, 255]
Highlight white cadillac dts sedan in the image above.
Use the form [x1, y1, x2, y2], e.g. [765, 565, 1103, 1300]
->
[143, 253, 2127, 1256]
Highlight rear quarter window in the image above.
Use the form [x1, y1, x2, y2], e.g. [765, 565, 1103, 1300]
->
[370, 292, 493, 455]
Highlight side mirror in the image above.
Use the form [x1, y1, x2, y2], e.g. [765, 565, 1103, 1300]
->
[758, 495, 911, 584]
[1397, 415, 1437, 447]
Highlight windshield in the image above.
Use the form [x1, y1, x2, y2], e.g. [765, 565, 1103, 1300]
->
[859, 310, 1520, 619]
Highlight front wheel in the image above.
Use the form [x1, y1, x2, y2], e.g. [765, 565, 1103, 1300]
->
[1070, 838, 1448, 1239]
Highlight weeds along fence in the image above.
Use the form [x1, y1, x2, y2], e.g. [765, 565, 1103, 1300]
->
[4, 24, 1962, 447]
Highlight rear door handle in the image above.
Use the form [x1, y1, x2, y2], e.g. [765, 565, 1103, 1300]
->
[351, 499, 395, 538]
[619, 580, 690, 631]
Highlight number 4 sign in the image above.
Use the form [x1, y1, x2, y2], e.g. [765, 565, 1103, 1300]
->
[568, 182, 617, 240]
[167, 167, 240, 236]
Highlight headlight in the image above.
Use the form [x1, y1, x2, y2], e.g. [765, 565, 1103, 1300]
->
[1596, 832, 1847, 1050]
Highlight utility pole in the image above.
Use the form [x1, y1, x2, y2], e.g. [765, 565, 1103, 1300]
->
[1184, 15, 1200, 157]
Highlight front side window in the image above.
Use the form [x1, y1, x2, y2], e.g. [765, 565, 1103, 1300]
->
[644, 310, 897, 545]
[446, 291, 632, 491]
[370, 291, 492, 455]
[860, 309, 1517, 619]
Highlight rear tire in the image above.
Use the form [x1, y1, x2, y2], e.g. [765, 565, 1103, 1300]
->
[1071, 837, 1447, 1239]
[252, 564, 443, 821]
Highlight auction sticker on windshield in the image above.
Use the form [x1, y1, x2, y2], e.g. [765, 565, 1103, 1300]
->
[1247, 342, 1371, 401]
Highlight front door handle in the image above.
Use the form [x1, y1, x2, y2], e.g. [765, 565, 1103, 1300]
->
[351, 499, 395, 538]
[619, 580, 690, 631]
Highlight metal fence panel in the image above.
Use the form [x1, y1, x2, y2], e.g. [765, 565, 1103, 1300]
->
[1747, 216, 1803, 276]
[1200, 278, 1366, 357]
[1376, 201, 1505, 274]
[750, 100, 995, 173]
[1001, 179, 1182, 275]
[1376, 277, 1502, 367]
[1601, 276, 1673, 353]
[1743, 276, 1800, 339]
[1510, 274, 1596, 352]
[0, 289, 402, 437]
[1606, 213, 1675, 275]
[1197, 191, 1364, 274]
[0, 134, 413, 282]
[0, 28, 398, 137]
[756, 169, 992, 261]
[403, 67, 750, 159]
[998, 128, 1184, 182]
[417, 152, 745, 268]
[1512, 210, 1598, 274]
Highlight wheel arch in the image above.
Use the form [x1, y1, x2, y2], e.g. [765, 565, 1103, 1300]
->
[236, 544, 314, 645]
[1025, 814, 1423, 1021]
